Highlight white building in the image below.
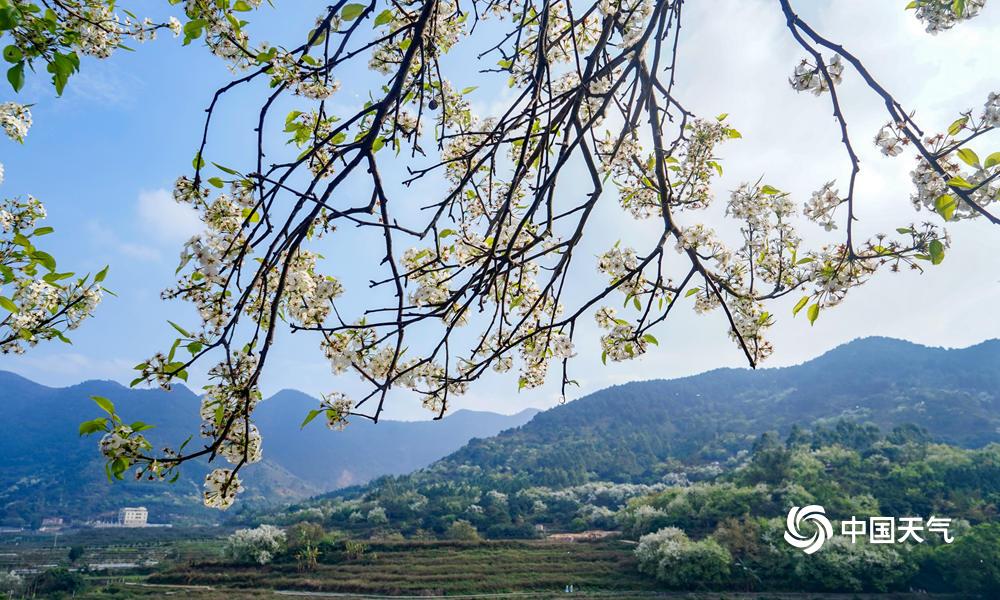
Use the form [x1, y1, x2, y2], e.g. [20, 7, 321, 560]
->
[117, 507, 148, 527]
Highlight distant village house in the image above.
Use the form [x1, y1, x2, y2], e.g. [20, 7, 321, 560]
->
[117, 506, 148, 527]
[547, 530, 618, 543]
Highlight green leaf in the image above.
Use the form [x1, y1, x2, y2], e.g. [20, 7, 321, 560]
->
[207, 177, 224, 188]
[955, 148, 980, 168]
[212, 162, 240, 175]
[807, 303, 820, 326]
[947, 116, 969, 136]
[0, 296, 17, 313]
[6, 61, 24, 92]
[934, 194, 957, 221]
[461, 86, 478, 94]
[47, 51, 79, 96]
[984, 152, 1000, 169]
[341, 3, 366, 21]
[79, 418, 108, 436]
[94, 266, 109, 283]
[183, 19, 207, 45]
[642, 334, 659, 346]
[792, 295, 810, 316]
[929, 239, 945, 265]
[946, 176, 973, 189]
[760, 185, 781, 195]
[167, 320, 191, 337]
[0, 7, 22, 30]
[92, 396, 116, 415]
[374, 9, 393, 26]
[233, 0, 253, 11]
[3, 45, 21, 63]
[300, 409, 323, 429]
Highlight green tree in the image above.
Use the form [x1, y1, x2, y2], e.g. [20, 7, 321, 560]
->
[445, 519, 480, 541]
[924, 523, 1000, 594]
[67, 545, 84, 563]
[29, 567, 84, 597]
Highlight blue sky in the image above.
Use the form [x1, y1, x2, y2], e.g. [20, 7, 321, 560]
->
[2, 0, 999, 420]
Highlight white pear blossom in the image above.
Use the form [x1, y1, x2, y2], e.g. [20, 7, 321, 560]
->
[804, 182, 843, 231]
[789, 55, 844, 95]
[204, 468, 243, 509]
[0, 103, 32, 142]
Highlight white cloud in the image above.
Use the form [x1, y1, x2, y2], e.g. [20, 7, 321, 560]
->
[85, 219, 161, 262]
[137, 188, 202, 244]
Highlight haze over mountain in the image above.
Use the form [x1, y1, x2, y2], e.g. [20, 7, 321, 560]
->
[0, 372, 536, 527]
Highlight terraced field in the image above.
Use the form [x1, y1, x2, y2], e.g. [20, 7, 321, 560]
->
[150, 539, 660, 596]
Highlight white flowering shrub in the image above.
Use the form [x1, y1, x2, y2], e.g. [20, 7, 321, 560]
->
[53, 0, 997, 509]
[635, 526, 732, 588]
[225, 524, 287, 565]
[366, 505, 389, 525]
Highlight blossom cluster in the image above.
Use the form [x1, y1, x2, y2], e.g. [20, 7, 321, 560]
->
[789, 55, 844, 96]
[909, 0, 986, 33]
[0, 197, 104, 354]
[0, 103, 32, 143]
[876, 92, 1000, 222]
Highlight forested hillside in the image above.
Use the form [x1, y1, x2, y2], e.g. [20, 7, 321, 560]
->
[265, 338, 1000, 540]
[444, 336, 1000, 487]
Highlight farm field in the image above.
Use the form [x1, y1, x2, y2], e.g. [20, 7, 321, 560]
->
[150, 539, 658, 595]
[0, 530, 987, 599]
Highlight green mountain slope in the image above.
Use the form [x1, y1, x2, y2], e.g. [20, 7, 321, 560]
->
[441, 337, 1000, 487]
[277, 337, 1000, 538]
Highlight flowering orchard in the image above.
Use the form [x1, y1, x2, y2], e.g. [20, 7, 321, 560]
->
[37, 0, 996, 508]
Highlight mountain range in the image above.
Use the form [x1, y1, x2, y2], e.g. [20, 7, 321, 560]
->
[0, 372, 537, 527]
[418, 336, 1000, 489]
[4, 336, 999, 529]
